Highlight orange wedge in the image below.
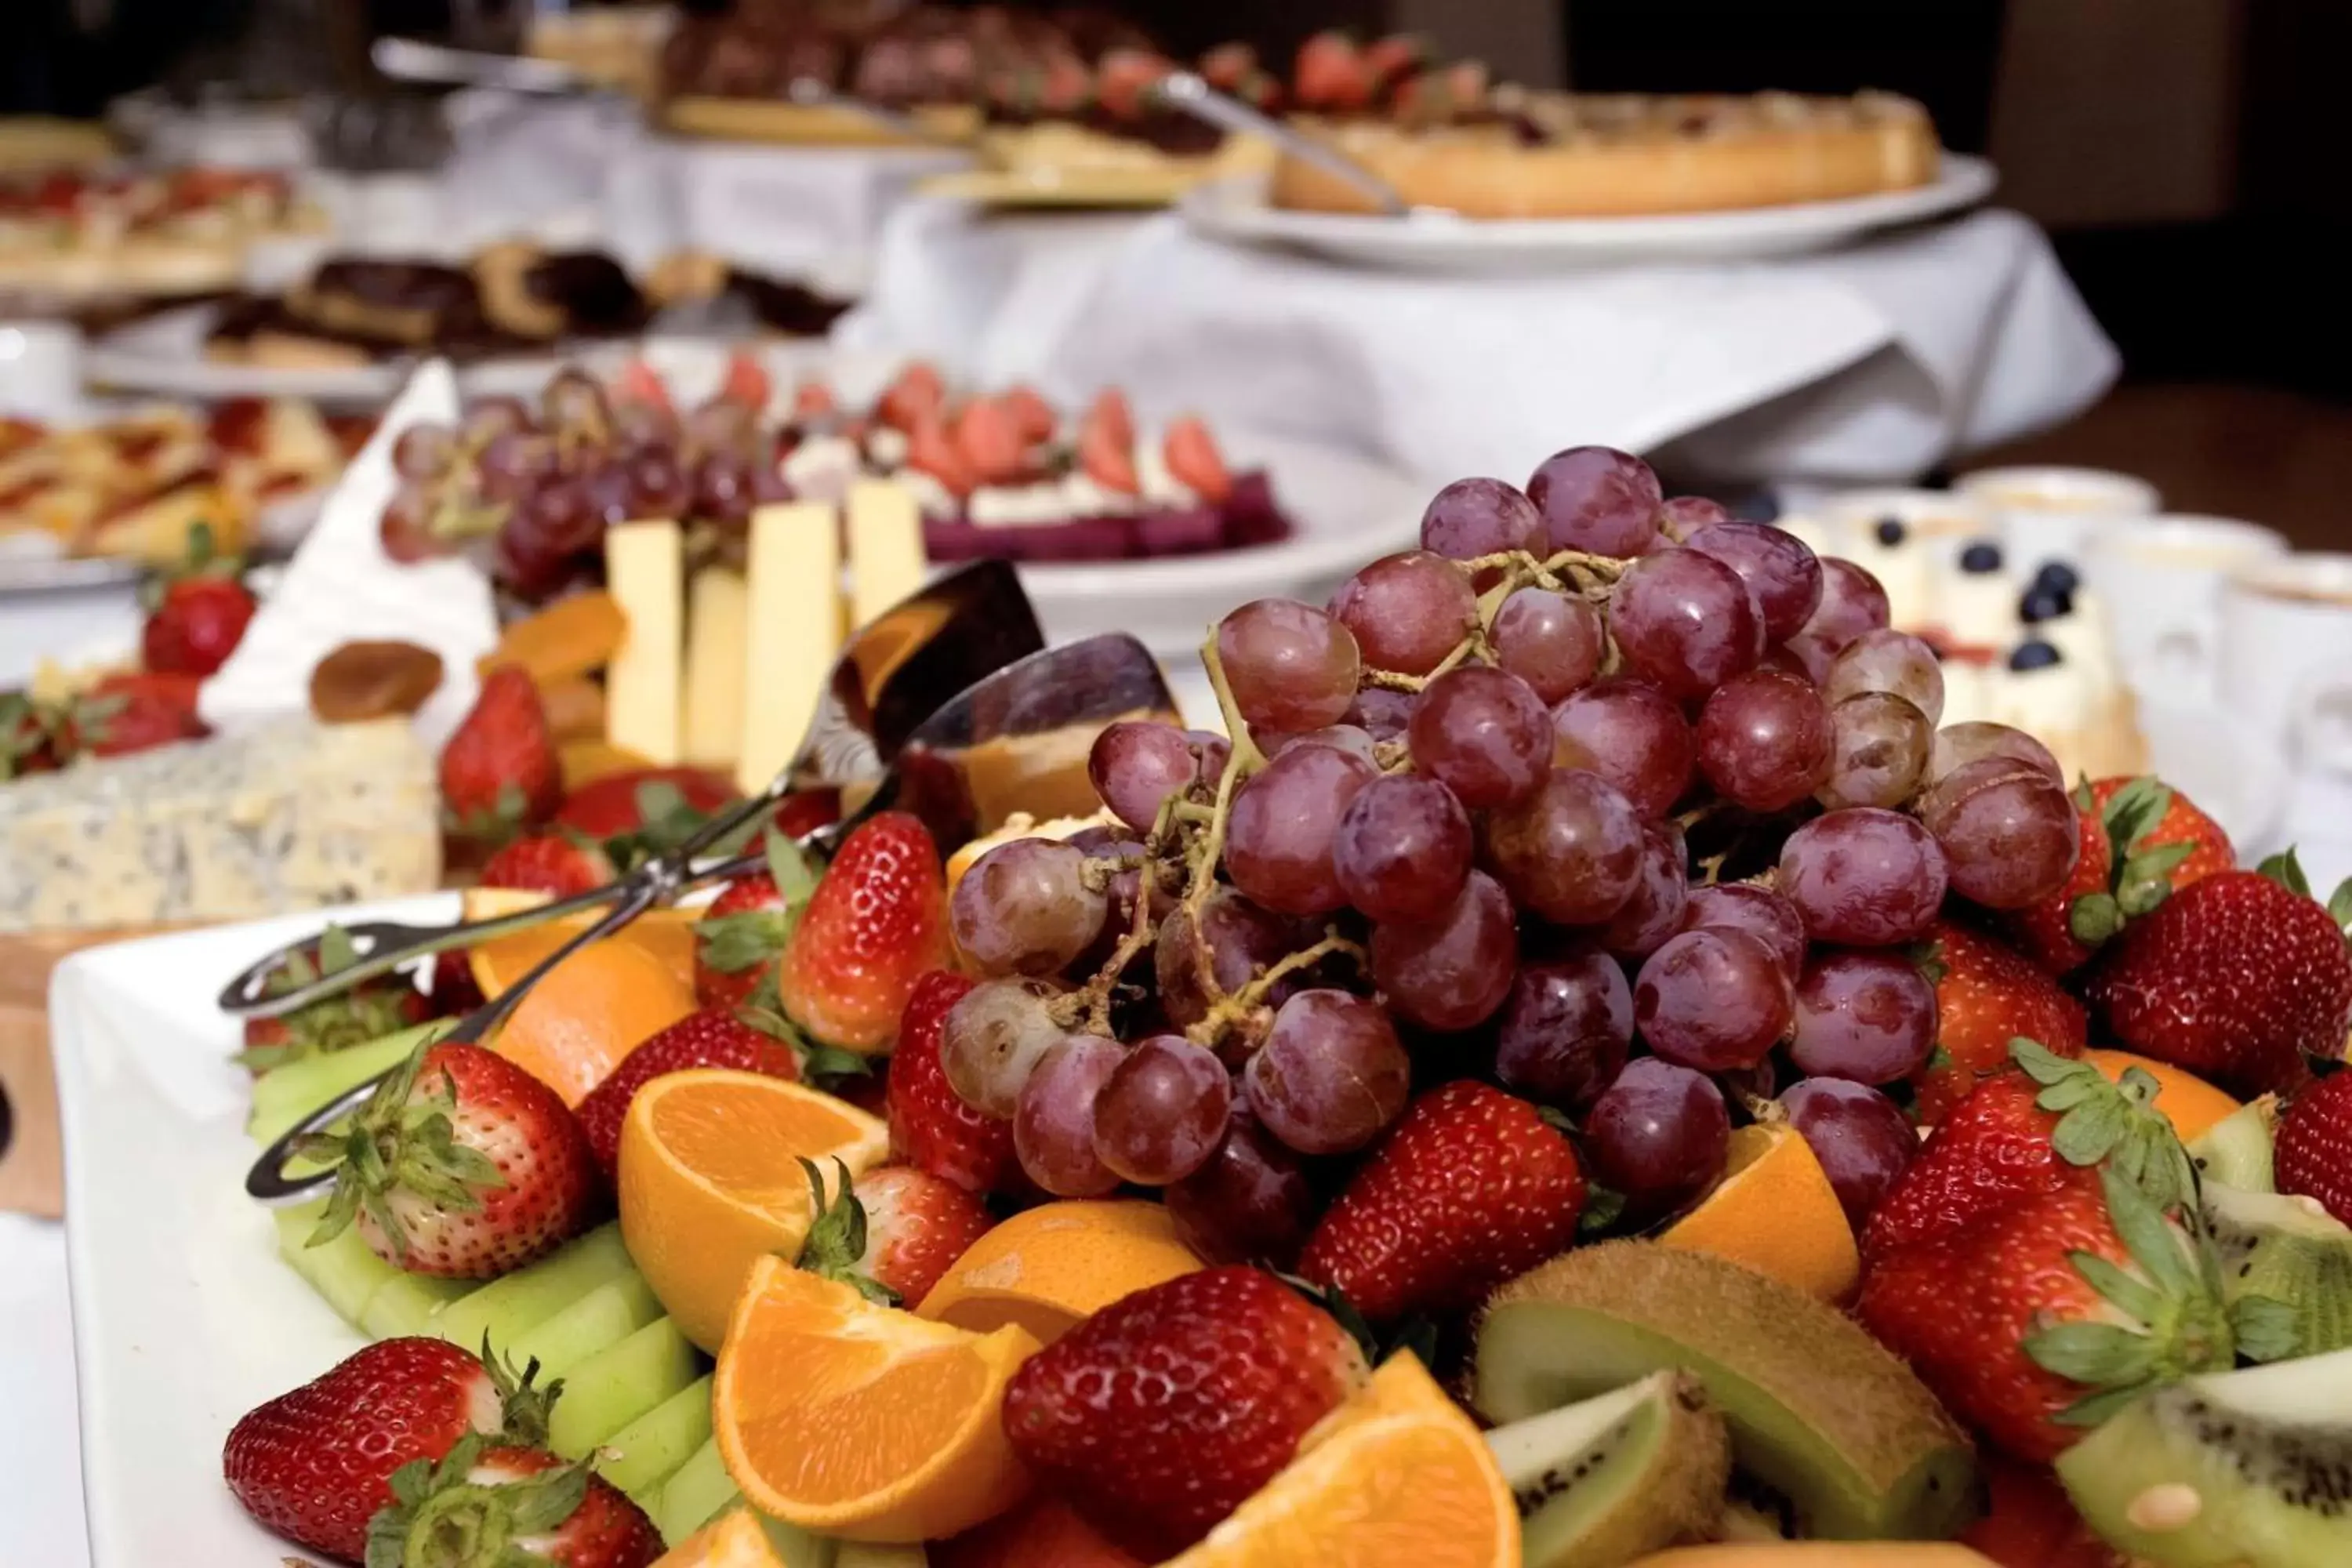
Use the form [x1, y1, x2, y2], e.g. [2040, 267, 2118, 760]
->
[915, 1199, 1203, 1344]
[714, 1257, 1039, 1543]
[620, 1069, 890, 1352]
[2085, 1048, 2241, 1142]
[1660, 1123, 1860, 1302]
[1628, 1547, 1999, 1566]
[490, 936, 698, 1106]
[1160, 1352, 1515, 1568]
[463, 886, 701, 1000]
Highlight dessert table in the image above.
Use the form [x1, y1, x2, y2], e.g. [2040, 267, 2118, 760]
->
[840, 200, 2118, 488]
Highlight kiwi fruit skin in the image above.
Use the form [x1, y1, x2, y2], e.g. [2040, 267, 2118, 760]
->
[2189, 1098, 2278, 1193]
[1474, 1242, 1978, 1543]
[2056, 1347, 2352, 1567]
[2204, 1183, 2352, 1359]
[1486, 1370, 1730, 1568]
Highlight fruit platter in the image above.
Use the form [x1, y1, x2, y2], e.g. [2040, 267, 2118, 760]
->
[56, 439, 2352, 1568]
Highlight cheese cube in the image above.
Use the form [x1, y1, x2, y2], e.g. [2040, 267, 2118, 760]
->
[681, 567, 750, 769]
[736, 501, 842, 795]
[604, 519, 684, 766]
[845, 479, 928, 629]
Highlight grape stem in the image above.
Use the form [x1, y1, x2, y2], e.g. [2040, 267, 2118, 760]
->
[1182, 931, 1367, 1050]
[1200, 635, 1265, 774]
[1360, 546, 1628, 694]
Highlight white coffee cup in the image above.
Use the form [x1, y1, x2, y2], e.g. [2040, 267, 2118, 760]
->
[2084, 514, 2288, 701]
[0, 321, 86, 423]
[2219, 554, 2352, 780]
[1956, 466, 2161, 576]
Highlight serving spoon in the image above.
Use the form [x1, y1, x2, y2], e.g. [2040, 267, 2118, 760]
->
[1152, 70, 1454, 221]
[243, 629, 1180, 1203]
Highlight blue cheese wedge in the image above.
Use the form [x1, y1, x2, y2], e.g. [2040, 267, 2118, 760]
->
[0, 717, 441, 931]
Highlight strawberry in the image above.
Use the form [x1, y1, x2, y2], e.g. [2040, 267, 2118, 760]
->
[932, 1492, 1147, 1568]
[1294, 31, 1372, 111]
[796, 1158, 993, 1307]
[953, 395, 1030, 485]
[300, 1039, 601, 1278]
[612, 358, 673, 415]
[2009, 778, 2234, 973]
[1000, 1265, 1370, 1556]
[551, 765, 740, 845]
[572, 1005, 802, 1180]
[480, 833, 615, 898]
[1359, 32, 1430, 90]
[717, 348, 771, 412]
[1162, 415, 1233, 503]
[1865, 1043, 2185, 1262]
[426, 947, 487, 1018]
[1961, 1454, 2129, 1568]
[365, 1436, 661, 1568]
[775, 811, 952, 1056]
[238, 923, 434, 1073]
[0, 689, 60, 779]
[1080, 386, 1135, 451]
[908, 409, 979, 498]
[2083, 860, 2352, 1098]
[876, 361, 947, 432]
[1857, 1163, 2232, 1462]
[1298, 1080, 1584, 1323]
[791, 378, 837, 420]
[999, 383, 1057, 445]
[1910, 918, 2088, 1126]
[440, 666, 562, 848]
[1198, 42, 1258, 93]
[223, 1338, 558, 1563]
[2274, 1069, 2352, 1227]
[887, 970, 1019, 1196]
[60, 669, 208, 759]
[694, 833, 815, 1011]
[1094, 47, 1168, 120]
[141, 572, 256, 677]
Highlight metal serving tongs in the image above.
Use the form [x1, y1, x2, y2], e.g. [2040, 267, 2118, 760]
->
[242, 622, 1183, 1204]
[1152, 70, 1456, 221]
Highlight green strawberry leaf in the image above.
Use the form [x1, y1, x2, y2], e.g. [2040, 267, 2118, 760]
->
[2068, 891, 2123, 946]
[1385, 1317, 1441, 1373]
[1907, 940, 1947, 988]
[2070, 1251, 2164, 1325]
[2053, 1381, 2158, 1431]
[764, 826, 821, 905]
[2328, 877, 2352, 942]
[2230, 1294, 2305, 1365]
[803, 1045, 876, 1083]
[699, 910, 793, 974]
[2099, 777, 2171, 862]
[2258, 848, 2313, 898]
[2023, 1319, 2157, 1386]
[1577, 1184, 1628, 1236]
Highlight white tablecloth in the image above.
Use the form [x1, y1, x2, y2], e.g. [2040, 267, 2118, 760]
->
[839, 200, 2118, 488]
[2, 1216, 91, 1564]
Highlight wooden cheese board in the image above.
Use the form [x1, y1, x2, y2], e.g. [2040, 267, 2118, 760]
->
[0, 926, 167, 1218]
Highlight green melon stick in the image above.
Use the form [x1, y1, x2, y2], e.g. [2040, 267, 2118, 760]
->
[548, 1316, 702, 1459]
[506, 1271, 663, 1378]
[599, 1375, 714, 1500]
[247, 1022, 449, 1145]
[360, 1272, 477, 1341]
[428, 1223, 633, 1353]
[274, 1199, 397, 1327]
[654, 1438, 742, 1546]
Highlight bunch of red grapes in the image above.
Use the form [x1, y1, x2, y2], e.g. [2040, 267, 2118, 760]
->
[380, 370, 793, 599]
[937, 445, 2083, 1264]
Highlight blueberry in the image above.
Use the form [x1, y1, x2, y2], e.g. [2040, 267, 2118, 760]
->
[1960, 540, 2004, 573]
[2009, 640, 2063, 672]
[1874, 515, 1907, 546]
[2033, 561, 2082, 596]
[2019, 586, 2073, 623]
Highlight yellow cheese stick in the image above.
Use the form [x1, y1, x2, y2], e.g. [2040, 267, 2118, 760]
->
[845, 478, 928, 630]
[603, 519, 685, 765]
[737, 501, 844, 795]
[681, 566, 750, 769]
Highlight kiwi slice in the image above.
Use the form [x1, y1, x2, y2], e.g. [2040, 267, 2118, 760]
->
[2190, 1098, 2278, 1193]
[1472, 1242, 1978, 1541]
[2056, 1345, 2352, 1566]
[1486, 1370, 1729, 1568]
[2204, 1183, 2352, 1360]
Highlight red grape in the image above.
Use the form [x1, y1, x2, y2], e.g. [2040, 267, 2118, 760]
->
[1695, 669, 1834, 812]
[391, 423, 456, 482]
[1165, 1107, 1317, 1268]
[1328, 550, 1477, 676]
[379, 485, 438, 563]
[1369, 869, 1518, 1032]
[1494, 953, 1632, 1109]
[1658, 495, 1732, 539]
[1585, 1058, 1730, 1221]
[1793, 557, 1890, 655]
[692, 450, 759, 528]
[1918, 757, 2081, 909]
[1527, 445, 1662, 557]
[1420, 476, 1541, 564]
[1485, 768, 1645, 926]
[1090, 720, 1205, 833]
[1551, 677, 1694, 819]
[1224, 742, 1377, 915]
[950, 838, 1109, 977]
[625, 444, 693, 519]
[1779, 1078, 1918, 1232]
[1408, 666, 1554, 808]
[1777, 808, 1949, 945]
[1684, 520, 1824, 642]
[1262, 724, 1377, 764]
[1680, 883, 1807, 981]
[942, 977, 1065, 1117]
[1244, 989, 1411, 1155]
[1092, 1034, 1232, 1185]
[540, 370, 609, 437]
[1928, 721, 2063, 787]
[1819, 692, 1933, 811]
[1013, 1034, 1126, 1198]
[1343, 687, 1417, 741]
[1333, 774, 1472, 924]
[1216, 599, 1361, 732]
[1155, 889, 1312, 1034]
[1491, 588, 1606, 702]
[459, 395, 533, 448]
[1789, 949, 1937, 1084]
[1824, 629, 1945, 727]
[1600, 822, 1690, 958]
[1608, 547, 1766, 701]
[1634, 927, 1793, 1072]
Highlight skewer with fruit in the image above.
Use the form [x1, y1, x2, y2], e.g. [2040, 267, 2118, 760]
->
[215, 443, 2352, 1568]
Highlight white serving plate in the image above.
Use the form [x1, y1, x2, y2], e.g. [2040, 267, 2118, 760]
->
[1178, 152, 1996, 274]
[57, 898, 450, 1568]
